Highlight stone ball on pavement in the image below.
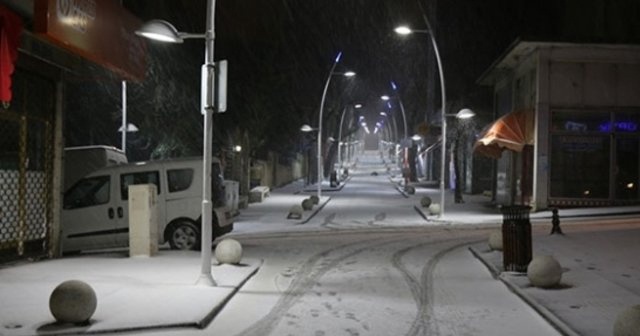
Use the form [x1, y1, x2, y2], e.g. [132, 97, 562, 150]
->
[488, 230, 503, 251]
[215, 238, 243, 264]
[614, 305, 640, 336]
[405, 186, 416, 195]
[301, 198, 314, 211]
[428, 203, 441, 215]
[49, 280, 97, 324]
[310, 195, 320, 205]
[527, 255, 562, 288]
[420, 196, 432, 208]
[288, 205, 303, 219]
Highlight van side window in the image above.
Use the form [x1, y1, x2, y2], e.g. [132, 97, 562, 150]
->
[120, 171, 160, 200]
[63, 176, 110, 209]
[167, 169, 194, 193]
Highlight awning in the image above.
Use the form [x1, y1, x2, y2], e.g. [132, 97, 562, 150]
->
[0, 4, 22, 107]
[474, 110, 534, 159]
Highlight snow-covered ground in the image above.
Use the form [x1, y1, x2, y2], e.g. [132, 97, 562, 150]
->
[0, 151, 637, 336]
[473, 222, 640, 336]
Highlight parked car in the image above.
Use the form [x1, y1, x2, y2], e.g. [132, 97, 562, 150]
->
[61, 157, 233, 253]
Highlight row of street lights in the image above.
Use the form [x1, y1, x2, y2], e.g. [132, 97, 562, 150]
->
[135, 2, 472, 285]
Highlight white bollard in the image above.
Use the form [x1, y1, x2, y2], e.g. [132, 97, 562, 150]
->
[488, 230, 503, 251]
[428, 203, 441, 215]
[215, 239, 243, 264]
[288, 204, 303, 219]
[49, 280, 97, 324]
[527, 255, 562, 288]
[613, 305, 640, 336]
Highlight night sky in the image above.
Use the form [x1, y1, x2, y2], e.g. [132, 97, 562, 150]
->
[65, 0, 640, 160]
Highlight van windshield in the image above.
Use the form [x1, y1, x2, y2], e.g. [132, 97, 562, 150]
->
[64, 176, 110, 209]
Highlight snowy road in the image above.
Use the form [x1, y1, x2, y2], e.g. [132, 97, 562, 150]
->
[122, 153, 562, 336]
[206, 229, 561, 336]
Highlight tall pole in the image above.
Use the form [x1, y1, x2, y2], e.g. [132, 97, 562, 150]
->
[337, 106, 348, 172]
[317, 52, 342, 199]
[197, 0, 216, 286]
[422, 15, 447, 218]
[121, 80, 127, 153]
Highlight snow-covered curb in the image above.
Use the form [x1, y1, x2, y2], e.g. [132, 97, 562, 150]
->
[469, 246, 580, 336]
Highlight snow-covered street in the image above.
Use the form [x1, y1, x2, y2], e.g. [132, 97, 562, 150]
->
[207, 229, 561, 336]
[3, 152, 638, 336]
[111, 152, 561, 335]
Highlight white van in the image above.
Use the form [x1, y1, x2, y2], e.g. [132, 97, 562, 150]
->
[64, 146, 128, 192]
[61, 157, 233, 253]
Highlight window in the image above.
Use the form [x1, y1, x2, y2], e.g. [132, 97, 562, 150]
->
[120, 171, 160, 200]
[63, 176, 110, 209]
[167, 168, 194, 193]
[550, 135, 610, 199]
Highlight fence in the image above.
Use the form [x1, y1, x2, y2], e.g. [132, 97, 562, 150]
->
[0, 109, 54, 262]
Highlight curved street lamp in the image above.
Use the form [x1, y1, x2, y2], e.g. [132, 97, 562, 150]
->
[395, 22, 447, 218]
[136, 1, 218, 286]
[337, 103, 362, 174]
[316, 52, 355, 199]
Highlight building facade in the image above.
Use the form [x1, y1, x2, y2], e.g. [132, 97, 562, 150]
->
[477, 41, 640, 210]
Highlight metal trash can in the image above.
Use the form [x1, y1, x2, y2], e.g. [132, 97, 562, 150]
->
[330, 170, 339, 187]
[501, 205, 532, 272]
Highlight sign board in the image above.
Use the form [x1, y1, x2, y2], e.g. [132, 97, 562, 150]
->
[34, 0, 146, 81]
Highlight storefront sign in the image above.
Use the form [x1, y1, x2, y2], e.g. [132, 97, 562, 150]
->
[34, 0, 146, 81]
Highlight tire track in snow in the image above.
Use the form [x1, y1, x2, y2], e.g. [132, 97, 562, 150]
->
[236, 234, 407, 336]
[392, 239, 480, 336]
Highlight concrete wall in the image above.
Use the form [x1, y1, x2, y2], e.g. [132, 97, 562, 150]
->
[250, 152, 306, 189]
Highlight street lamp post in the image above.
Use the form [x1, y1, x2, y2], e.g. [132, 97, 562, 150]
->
[395, 21, 447, 218]
[136, 0, 220, 286]
[337, 104, 361, 175]
[316, 52, 355, 199]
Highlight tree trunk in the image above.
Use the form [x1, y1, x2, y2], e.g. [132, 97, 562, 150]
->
[453, 135, 464, 203]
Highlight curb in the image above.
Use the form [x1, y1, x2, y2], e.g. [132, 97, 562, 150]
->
[468, 246, 581, 336]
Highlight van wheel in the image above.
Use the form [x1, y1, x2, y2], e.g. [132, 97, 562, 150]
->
[168, 220, 200, 250]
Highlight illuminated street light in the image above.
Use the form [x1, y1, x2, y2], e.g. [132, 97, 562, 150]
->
[395, 22, 447, 218]
[337, 104, 362, 173]
[316, 51, 355, 200]
[136, 0, 222, 286]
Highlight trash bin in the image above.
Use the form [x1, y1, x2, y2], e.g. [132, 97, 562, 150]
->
[330, 170, 339, 187]
[501, 205, 532, 272]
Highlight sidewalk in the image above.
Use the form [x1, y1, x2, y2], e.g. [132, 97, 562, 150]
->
[0, 252, 261, 336]
[469, 224, 640, 336]
[387, 166, 640, 335]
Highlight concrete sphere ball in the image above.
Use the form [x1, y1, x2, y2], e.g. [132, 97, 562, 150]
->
[301, 198, 314, 211]
[527, 255, 562, 288]
[488, 230, 503, 251]
[420, 196, 432, 208]
[405, 186, 416, 195]
[310, 195, 320, 205]
[215, 239, 243, 264]
[49, 280, 97, 324]
[428, 203, 441, 215]
[288, 205, 303, 219]
[614, 305, 640, 336]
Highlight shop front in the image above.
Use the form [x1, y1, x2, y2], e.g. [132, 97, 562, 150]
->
[477, 41, 640, 210]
